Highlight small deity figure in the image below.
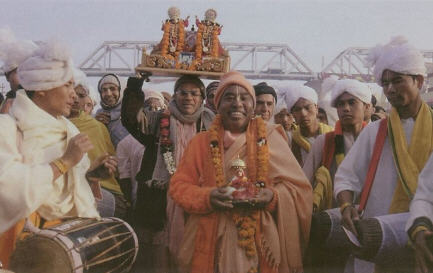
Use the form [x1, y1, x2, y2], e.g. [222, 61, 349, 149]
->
[159, 7, 190, 60]
[226, 157, 257, 200]
[194, 9, 225, 60]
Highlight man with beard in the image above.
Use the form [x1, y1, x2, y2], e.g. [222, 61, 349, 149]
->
[95, 74, 129, 147]
[121, 74, 214, 272]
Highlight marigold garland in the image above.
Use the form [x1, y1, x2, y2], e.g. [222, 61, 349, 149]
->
[208, 114, 269, 263]
[194, 21, 220, 61]
[161, 19, 185, 66]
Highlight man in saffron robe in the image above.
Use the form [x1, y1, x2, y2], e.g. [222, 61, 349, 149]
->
[169, 71, 312, 273]
[283, 85, 333, 166]
[334, 36, 433, 272]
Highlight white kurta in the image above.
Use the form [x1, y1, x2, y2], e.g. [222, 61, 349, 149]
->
[333, 118, 414, 219]
[406, 153, 433, 231]
[333, 119, 415, 273]
[116, 134, 145, 206]
[303, 132, 356, 185]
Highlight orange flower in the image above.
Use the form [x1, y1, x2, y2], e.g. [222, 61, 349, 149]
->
[208, 115, 269, 260]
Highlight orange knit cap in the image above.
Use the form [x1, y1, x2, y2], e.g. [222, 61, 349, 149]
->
[214, 71, 256, 109]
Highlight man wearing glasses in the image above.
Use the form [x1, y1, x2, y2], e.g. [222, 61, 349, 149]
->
[121, 74, 215, 272]
[284, 85, 333, 166]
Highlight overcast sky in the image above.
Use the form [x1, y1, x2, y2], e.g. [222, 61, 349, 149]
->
[1, 0, 432, 97]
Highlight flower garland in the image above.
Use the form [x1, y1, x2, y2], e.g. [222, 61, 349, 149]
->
[209, 114, 269, 263]
[210, 24, 220, 57]
[194, 22, 220, 61]
[160, 110, 176, 175]
[161, 19, 185, 64]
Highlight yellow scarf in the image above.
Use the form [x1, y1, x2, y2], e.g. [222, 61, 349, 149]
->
[69, 111, 122, 195]
[388, 102, 433, 213]
[292, 122, 333, 152]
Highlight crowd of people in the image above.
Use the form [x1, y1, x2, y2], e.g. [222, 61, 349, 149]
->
[0, 27, 433, 273]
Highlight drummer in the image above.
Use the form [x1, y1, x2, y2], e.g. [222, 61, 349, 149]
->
[334, 36, 433, 271]
[0, 39, 116, 269]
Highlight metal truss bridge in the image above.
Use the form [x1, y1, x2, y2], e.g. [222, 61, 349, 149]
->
[78, 41, 315, 81]
[2, 41, 433, 84]
[321, 47, 433, 82]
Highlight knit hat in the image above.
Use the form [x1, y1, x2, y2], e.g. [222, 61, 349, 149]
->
[283, 85, 318, 111]
[254, 82, 277, 103]
[0, 27, 38, 74]
[17, 39, 74, 91]
[143, 89, 166, 107]
[330, 79, 372, 107]
[367, 36, 426, 85]
[98, 74, 121, 93]
[206, 81, 219, 97]
[214, 71, 255, 108]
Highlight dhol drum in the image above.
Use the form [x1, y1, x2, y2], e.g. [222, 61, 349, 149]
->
[308, 208, 351, 273]
[10, 217, 138, 273]
[353, 212, 414, 266]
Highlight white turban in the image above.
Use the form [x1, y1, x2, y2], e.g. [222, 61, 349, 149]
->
[143, 89, 166, 107]
[0, 27, 37, 74]
[17, 39, 73, 91]
[330, 79, 372, 107]
[367, 36, 426, 85]
[282, 84, 318, 111]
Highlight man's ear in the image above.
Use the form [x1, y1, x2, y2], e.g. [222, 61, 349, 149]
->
[415, 75, 424, 89]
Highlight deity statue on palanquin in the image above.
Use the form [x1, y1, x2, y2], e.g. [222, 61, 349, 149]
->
[194, 9, 227, 60]
[156, 6, 190, 61]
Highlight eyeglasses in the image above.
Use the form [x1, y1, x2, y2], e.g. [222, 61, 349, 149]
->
[177, 90, 202, 98]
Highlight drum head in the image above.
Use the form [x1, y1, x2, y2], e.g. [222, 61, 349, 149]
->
[10, 236, 72, 273]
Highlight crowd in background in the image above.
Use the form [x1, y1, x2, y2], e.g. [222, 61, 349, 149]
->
[1, 26, 433, 273]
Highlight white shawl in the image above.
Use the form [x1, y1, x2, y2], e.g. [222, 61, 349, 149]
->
[9, 90, 99, 221]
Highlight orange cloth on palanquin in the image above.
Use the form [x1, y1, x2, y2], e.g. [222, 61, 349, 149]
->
[169, 120, 312, 273]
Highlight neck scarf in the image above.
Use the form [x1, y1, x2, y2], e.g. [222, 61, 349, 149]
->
[292, 122, 333, 152]
[313, 120, 367, 211]
[10, 90, 99, 220]
[388, 102, 433, 213]
[169, 99, 204, 125]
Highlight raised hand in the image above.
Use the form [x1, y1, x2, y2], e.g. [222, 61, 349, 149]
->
[61, 134, 94, 168]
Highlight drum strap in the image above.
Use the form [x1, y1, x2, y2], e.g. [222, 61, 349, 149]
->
[321, 131, 336, 169]
[358, 118, 388, 215]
